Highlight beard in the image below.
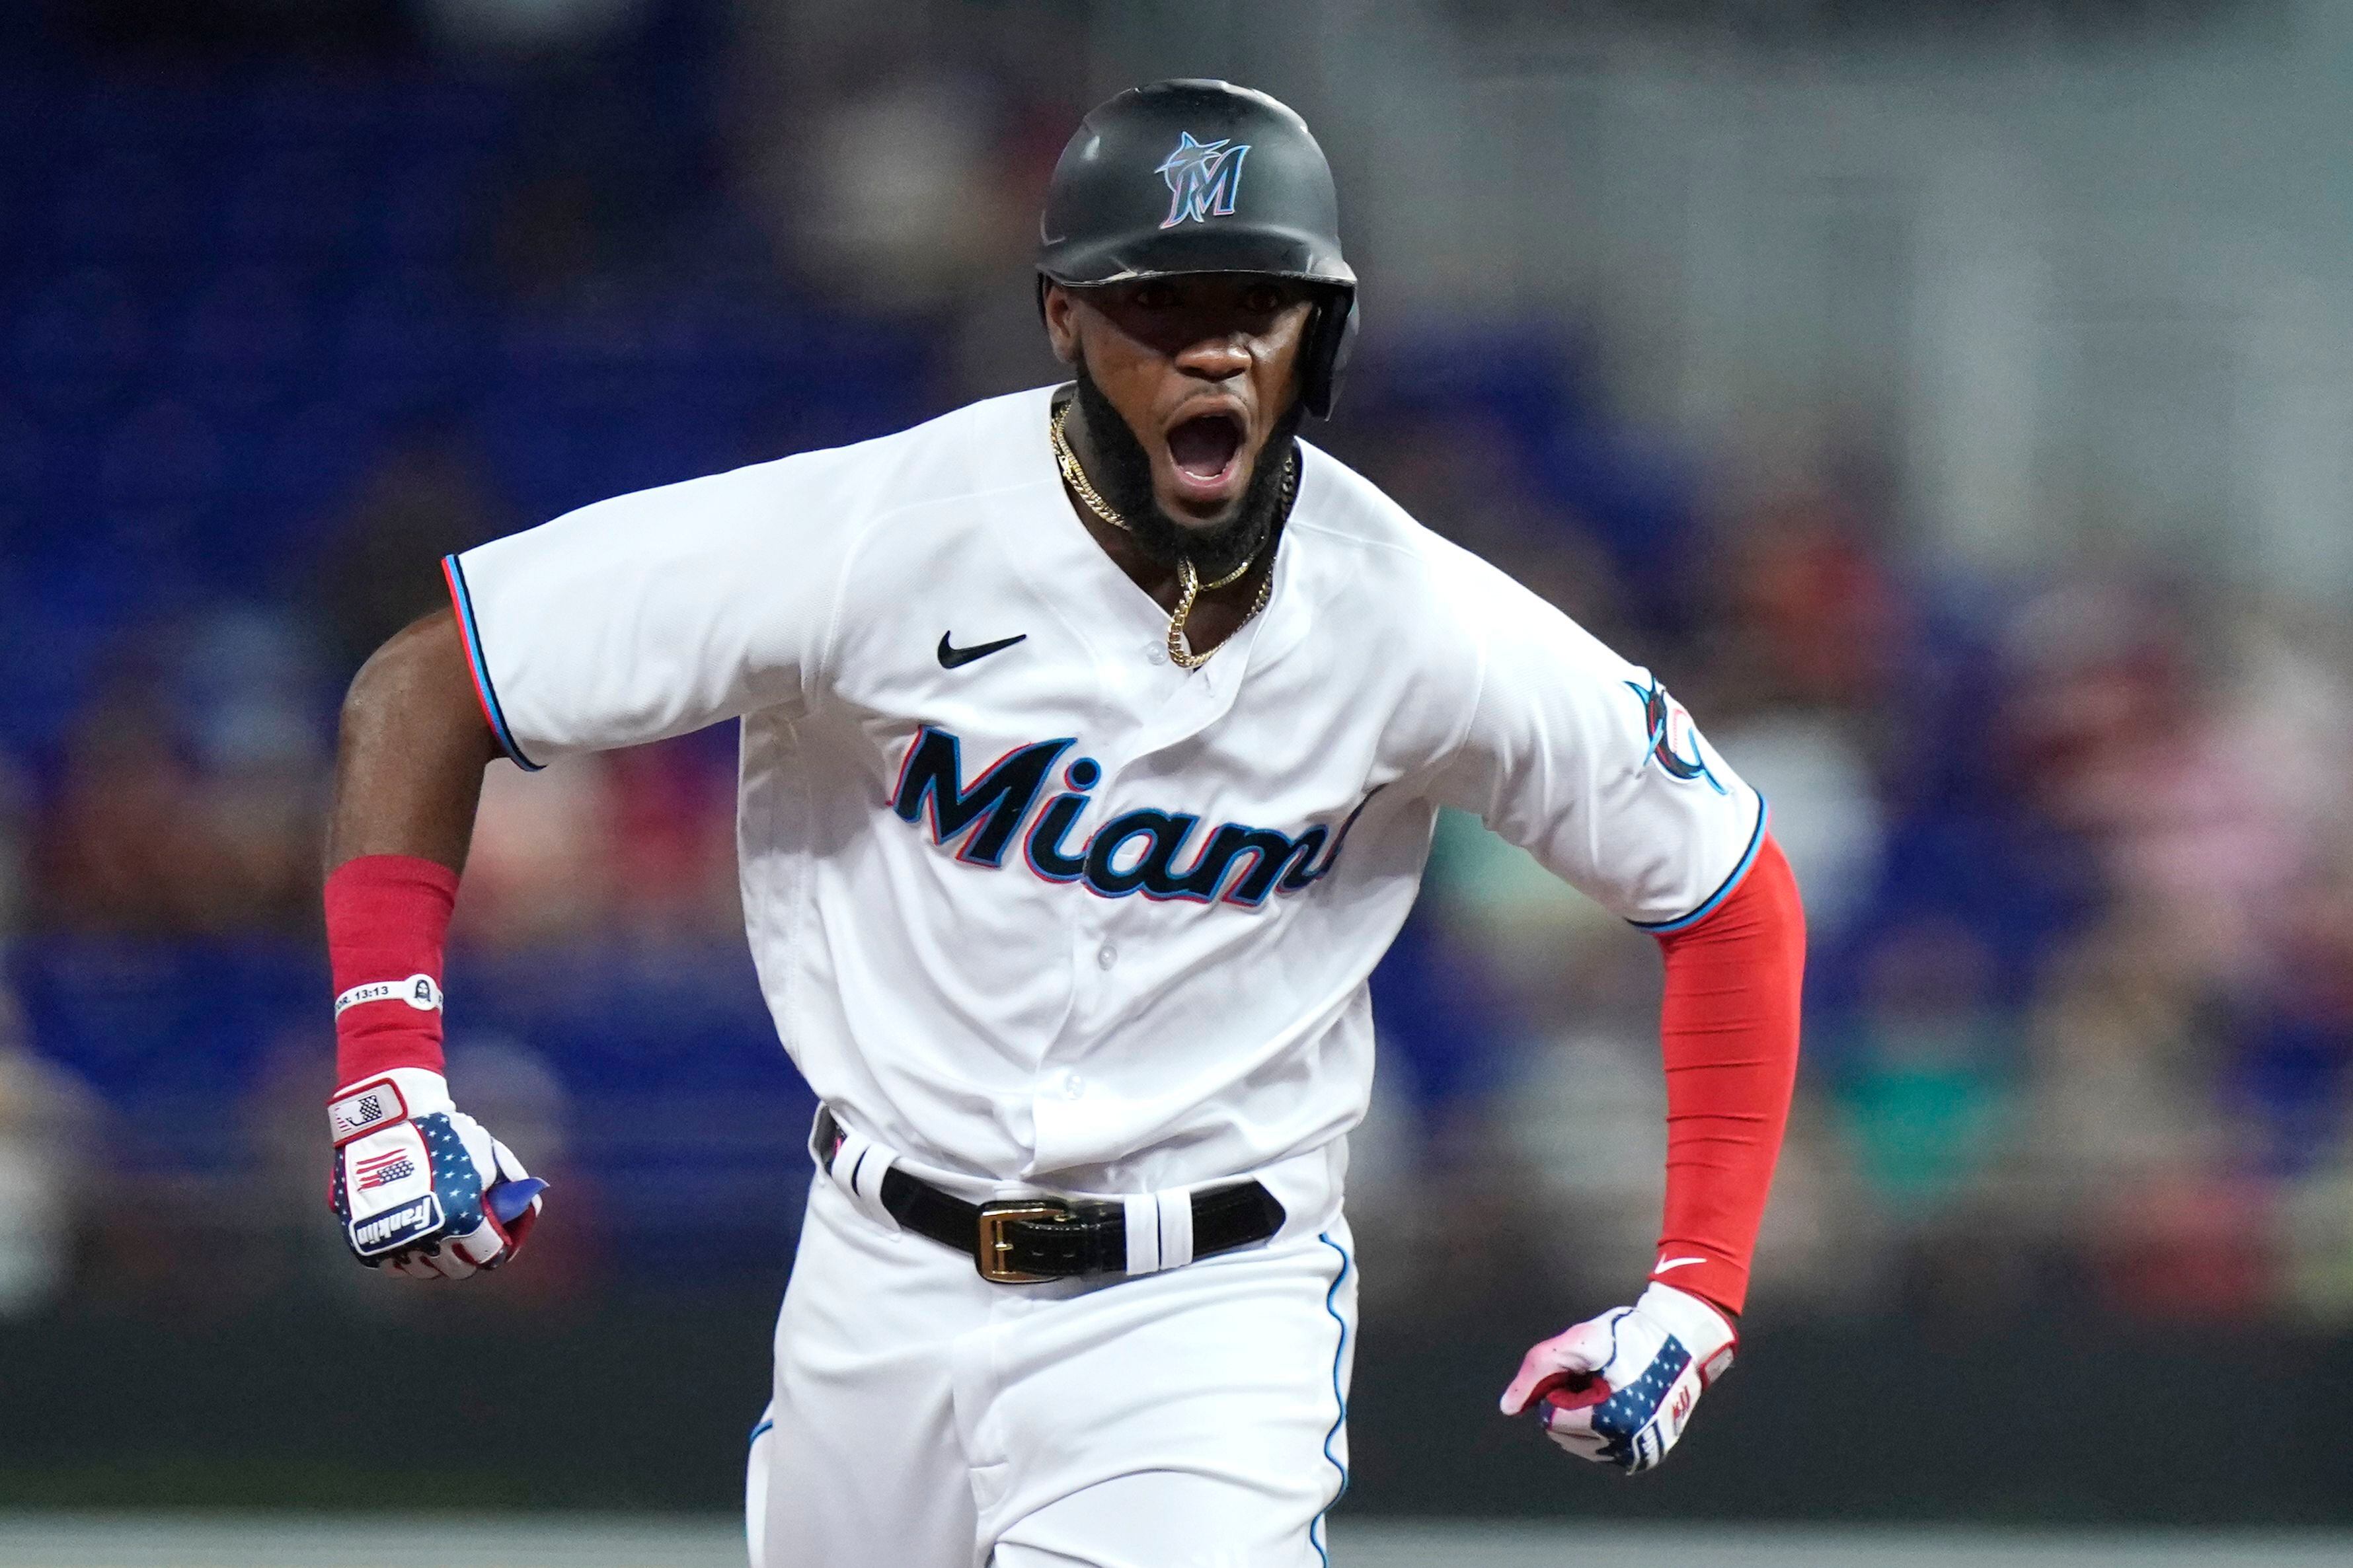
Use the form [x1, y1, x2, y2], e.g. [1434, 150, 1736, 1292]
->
[1071, 358, 1303, 583]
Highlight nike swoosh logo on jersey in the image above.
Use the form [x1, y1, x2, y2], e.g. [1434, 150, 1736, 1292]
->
[1654, 1256, 1707, 1273]
[938, 632, 1028, 669]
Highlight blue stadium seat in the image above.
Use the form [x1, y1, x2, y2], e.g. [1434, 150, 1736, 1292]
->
[368, 161, 477, 263]
[169, 269, 320, 412]
[11, 268, 154, 415]
[335, 277, 484, 411]
[232, 400, 382, 531]
[44, 152, 208, 266]
[97, 400, 227, 507]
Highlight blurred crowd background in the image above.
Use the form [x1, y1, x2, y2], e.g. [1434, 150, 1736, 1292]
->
[4, 0, 2353, 1522]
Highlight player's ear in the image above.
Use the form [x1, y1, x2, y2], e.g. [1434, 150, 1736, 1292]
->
[1041, 281, 1081, 365]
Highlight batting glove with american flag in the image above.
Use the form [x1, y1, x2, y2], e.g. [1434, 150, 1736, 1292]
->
[328, 1066, 547, 1279]
[1498, 1282, 1737, 1474]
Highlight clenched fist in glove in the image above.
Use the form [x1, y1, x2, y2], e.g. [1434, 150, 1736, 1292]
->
[330, 1064, 547, 1279]
[1498, 1283, 1736, 1474]
[321, 856, 546, 1281]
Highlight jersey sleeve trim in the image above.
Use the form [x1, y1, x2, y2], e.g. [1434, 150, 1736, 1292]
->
[1630, 793, 1767, 934]
[440, 553, 543, 773]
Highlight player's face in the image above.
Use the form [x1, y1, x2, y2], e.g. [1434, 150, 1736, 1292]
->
[1046, 276, 1315, 532]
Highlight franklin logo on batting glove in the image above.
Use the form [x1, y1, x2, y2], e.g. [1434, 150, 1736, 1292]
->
[1499, 1282, 1738, 1474]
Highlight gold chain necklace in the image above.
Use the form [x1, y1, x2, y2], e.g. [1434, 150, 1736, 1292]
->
[1051, 401, 1288, 671]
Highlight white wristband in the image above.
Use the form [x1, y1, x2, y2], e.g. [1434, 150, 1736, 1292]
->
[334, 975, 445, 1018]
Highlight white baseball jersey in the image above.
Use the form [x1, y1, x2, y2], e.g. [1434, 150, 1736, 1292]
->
[444, 384, 1763, 1200]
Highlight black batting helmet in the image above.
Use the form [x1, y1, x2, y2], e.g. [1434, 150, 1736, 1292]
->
[1038, 79, 1358, 418]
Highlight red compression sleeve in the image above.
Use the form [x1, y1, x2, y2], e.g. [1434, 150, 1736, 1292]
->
[1648, 833, 1805, 1319]
[325, 854, 460, 1085]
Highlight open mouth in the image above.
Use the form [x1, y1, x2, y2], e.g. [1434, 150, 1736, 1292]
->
[1166, 412, 1245, 490]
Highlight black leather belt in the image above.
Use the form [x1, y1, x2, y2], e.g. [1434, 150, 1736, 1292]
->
[816, 1108, 1286, 1283]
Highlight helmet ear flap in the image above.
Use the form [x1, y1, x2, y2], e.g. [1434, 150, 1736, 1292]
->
[1299, 287, 1358, 419]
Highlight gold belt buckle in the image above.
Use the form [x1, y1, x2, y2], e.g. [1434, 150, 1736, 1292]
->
[976, 1199, 1073, 1284]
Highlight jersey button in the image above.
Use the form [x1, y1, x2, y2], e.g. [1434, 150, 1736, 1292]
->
[1097, 943, 1118, 969]
[1144, 644, 1168, 665]
[1061, 1072, 1085, 1100]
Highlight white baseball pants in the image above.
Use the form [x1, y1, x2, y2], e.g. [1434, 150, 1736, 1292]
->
[748, 1167, 1358, 1568]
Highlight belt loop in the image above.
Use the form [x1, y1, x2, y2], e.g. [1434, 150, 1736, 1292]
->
[1153, 1187, 1194, 1269]
[1121, 1193, 1162, 1275]
[826, 1123, 900, 1232]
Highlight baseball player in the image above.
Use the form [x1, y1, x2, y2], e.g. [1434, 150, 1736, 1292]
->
[321, 79, 1804, 1566]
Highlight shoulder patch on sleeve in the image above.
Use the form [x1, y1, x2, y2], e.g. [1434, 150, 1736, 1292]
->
[1625, 677, 1727, 795]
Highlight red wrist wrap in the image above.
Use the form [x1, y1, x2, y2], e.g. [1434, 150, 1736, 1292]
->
[1649, 833, 1806, 1319]
[325, 854, 461, 1084]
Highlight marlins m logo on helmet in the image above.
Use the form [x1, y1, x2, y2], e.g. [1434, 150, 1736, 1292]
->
[1156, 131, 1249, 229]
